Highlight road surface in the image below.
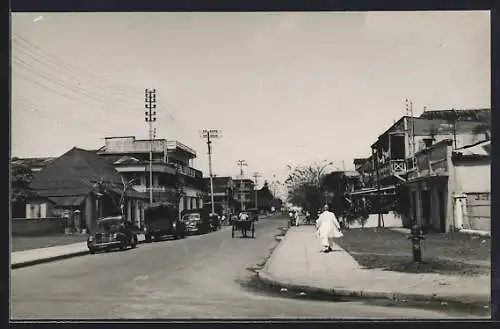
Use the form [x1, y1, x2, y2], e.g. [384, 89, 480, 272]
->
[11, 216, 472, 319]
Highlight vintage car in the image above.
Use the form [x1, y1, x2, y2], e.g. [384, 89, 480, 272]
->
[144, 202, 186, 242]
[181, 209, 212, 235]
[87, 216, 138, 254]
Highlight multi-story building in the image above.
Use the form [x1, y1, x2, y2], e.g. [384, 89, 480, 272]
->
[404, 138, 490, 233]
[349, 108, 490, 225]
[233, 178, 255, 211]
[202, 176, 235, 215]
[96, 136, 205, 222]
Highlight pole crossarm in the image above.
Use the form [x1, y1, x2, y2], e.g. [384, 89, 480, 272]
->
[145, 88, 157, 204]
[237, 160, 248, 211]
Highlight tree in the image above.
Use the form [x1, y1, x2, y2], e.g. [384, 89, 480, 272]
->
[285, 160, 334, 212]
[257, 181, 274, 211]
[11, 161, 38, 217]
[81, 174, 137, 218]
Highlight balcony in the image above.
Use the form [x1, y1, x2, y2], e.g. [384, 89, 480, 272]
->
[378, 159, 407, 180]
[406, 141, 451, 181]
[170, 163, 202, 179]
[133, 186, 168, 193]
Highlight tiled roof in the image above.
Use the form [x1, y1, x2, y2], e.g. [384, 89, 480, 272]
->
[30, 147, 124, 197]
[420, 108, 490, 121]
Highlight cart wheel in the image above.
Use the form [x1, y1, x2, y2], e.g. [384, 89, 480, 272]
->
[251, 223, 255, 238]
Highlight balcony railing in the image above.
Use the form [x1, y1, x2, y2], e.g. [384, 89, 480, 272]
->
[170, 163, 203, 179]
[134, 186, 167, 193]
[378, 159, 407, 179]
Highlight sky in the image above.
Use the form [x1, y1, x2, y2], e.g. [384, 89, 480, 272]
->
[11, 11, 490, 197]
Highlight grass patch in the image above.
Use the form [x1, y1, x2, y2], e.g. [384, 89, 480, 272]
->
[11, 234, 88, 252]
[336, 228, 490, 276]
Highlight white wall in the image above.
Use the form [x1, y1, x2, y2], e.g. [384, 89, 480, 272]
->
[454, 162, 490, 194]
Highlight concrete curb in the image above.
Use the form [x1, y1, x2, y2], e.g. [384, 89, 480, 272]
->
[258, 269, 489, 307]
[12, 234, 148, 269]
[257, 229, 490, 308]
[11, 250, 90, 269]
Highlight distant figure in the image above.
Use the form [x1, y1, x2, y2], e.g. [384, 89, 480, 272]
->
[295, 210, 301, 226]
[316, 205, 343, 253]
[239, 212, 249, 221]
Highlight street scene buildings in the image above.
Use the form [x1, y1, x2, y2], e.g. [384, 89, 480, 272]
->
[10, 11, 491, 320]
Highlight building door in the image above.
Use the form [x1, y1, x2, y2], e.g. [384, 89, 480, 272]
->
[411, 191, 418, 225]
[438, 188, 446, 233]
[421, 190, 431, 230]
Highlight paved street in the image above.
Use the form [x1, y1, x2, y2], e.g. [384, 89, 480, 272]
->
[12, 216, 464, 320]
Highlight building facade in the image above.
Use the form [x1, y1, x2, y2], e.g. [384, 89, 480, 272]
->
[203, 176, 235, 215]
[25, 147, 148, 233]
[96, 136, 205, 221]
[349, 108, 490, 228]
[233, 178, 255, 211]
[404, 139, 490, 233]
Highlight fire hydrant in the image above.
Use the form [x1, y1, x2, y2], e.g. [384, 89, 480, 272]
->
[408, 224, 425, 262]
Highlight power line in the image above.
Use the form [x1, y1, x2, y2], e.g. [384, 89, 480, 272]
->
[12, 57, 140, 112]
[12, 44, 142, 107]
[12, 33, 142, 95]
[13, 70, 107, 115]
[13, 97, 132, 134]
[12, 47, 182, 127]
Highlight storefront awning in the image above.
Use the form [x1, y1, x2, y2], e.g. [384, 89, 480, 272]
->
[48, 196, 86, 207]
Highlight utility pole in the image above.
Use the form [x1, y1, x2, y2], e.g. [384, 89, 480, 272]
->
[200, 129, 222, 215]
[253, 172, 261, 209]
[145, 88, 157, 204]
[237, 160, 248, 211]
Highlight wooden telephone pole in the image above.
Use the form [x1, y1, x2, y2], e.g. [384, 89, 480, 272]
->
[237, 160, 248, 211]
[144, 89, 157, 204]
[200, 129, 221, 215]
[252, 172, 261, 209]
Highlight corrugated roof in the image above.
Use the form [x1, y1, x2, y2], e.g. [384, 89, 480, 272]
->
[453, 140, 491, 157]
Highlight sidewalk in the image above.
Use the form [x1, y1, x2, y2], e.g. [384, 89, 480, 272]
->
[258, 226, 490, 307]
[11, 234, 146, 269]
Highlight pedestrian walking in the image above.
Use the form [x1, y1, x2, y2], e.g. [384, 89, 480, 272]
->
[315, 204, 343, 253]
[295, 210, 301, 226]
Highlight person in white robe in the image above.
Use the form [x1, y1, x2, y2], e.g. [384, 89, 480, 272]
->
[316, 205, 343, 252]
[295, 210, 301, 226]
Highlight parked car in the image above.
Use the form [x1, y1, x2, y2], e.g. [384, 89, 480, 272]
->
[144, 202, 186, 242]
[181, 209, 211, 235]
[87, 216, 137, 254]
